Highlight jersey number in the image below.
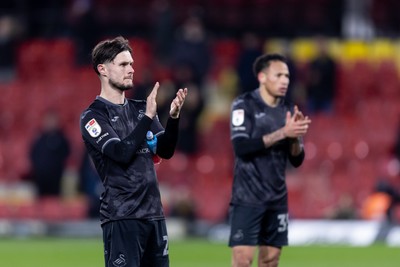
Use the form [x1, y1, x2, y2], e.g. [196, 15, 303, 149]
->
[163, 235, 169, 256]
[277, 213, 289, 232]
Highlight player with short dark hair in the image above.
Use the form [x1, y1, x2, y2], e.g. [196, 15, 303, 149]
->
[229, 53, 311, 267]
[80, 36, 187, 267]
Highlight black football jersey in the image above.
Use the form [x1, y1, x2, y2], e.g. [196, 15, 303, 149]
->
[80, 97, 165, 224]
[230, 89, 301, 209]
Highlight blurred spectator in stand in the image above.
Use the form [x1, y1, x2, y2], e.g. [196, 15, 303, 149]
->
[171, 63, 204, 155]
[171, 14, 211, 87]
[149, 0, 174, 64]
[176, 83, 203, 155]
[0, 15, 24, 82]
[306, 36, 337, 114]
[66, 0, 100, 65]
[29, 110, 71, 197]
[169, 187, 197, 235]
[169, 14, 209, 155]
[361, 180, 400, 241]
[236, 32, 263, 95]
[395, 124, 400, 162]
[25, 0, 69, 38]
[324, 193, 358, 220]
[169, 187, 196, 223]
[361, 180, 400, 223]
[78, 151, 104, 218]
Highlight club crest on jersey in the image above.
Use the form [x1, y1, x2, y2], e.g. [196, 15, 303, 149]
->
[232, 109, 245, 126]
[112, 254, 126, 267]
[85, 118, 102, 138]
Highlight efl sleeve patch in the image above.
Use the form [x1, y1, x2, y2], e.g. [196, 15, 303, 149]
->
[85, 118, 102, 137]
[232, 109, 245, 126]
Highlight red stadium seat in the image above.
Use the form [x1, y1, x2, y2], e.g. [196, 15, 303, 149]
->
[335, 61, 375, 114]
[210, 39, 241, 70]
[190, 172, 231, 222]
[297, 171, 334, 218]
[38, 197, 65, 221]
[63, 197, 89, 221]
[16, 39, 49, 81]
[13, 200, 40, 220]
[16, 39, 76, 81]
[375, 60, 400, 99]
[0, 202, 13, 219]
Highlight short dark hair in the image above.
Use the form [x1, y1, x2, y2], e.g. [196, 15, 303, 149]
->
[91, 36, 132, 75]
[253, 53, 287, 77]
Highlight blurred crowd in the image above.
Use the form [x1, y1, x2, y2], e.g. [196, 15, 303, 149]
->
[0, 0, 399, 223]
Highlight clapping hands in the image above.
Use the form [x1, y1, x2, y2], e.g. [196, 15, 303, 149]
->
[283, 105, 311, 138]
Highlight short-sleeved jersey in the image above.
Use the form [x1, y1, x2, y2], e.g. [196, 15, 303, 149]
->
[230, 89, 300, 209]
[80, 97, 165, 224]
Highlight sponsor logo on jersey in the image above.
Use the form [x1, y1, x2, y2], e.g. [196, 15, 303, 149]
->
[137, 147, 150, 154]
[96, 132, 109, 144]
[232, 109, 245, 126]
[85, 118, 102, 138]
[111, 116, 119, 122]
[255, 112, 266, 119]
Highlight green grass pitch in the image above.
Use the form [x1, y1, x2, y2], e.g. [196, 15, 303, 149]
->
[0, 238, 398, 267]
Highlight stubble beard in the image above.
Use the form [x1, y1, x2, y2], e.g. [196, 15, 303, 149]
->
[109, 78, 133, 91]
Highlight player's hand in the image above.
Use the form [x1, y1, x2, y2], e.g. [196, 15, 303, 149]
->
[283, 106, 311, 138]
[293, 105, 305, 121]
[145, 82, 159, 119]
[169, 88, 188, 119]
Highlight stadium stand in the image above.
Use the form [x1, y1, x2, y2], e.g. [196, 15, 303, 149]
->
[0, 35, 399, 223]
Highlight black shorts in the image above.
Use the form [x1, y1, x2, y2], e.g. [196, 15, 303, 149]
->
[102, 219, 169, 267]
[228, 204, 289, 247]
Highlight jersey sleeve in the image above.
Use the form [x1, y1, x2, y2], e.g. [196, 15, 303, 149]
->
[156, 117, 179, 159]
[151, 114, 165, 137]
[80, 109, 121, 153]
[230, 98, 266, 157]
[230, 98, 253, 141]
